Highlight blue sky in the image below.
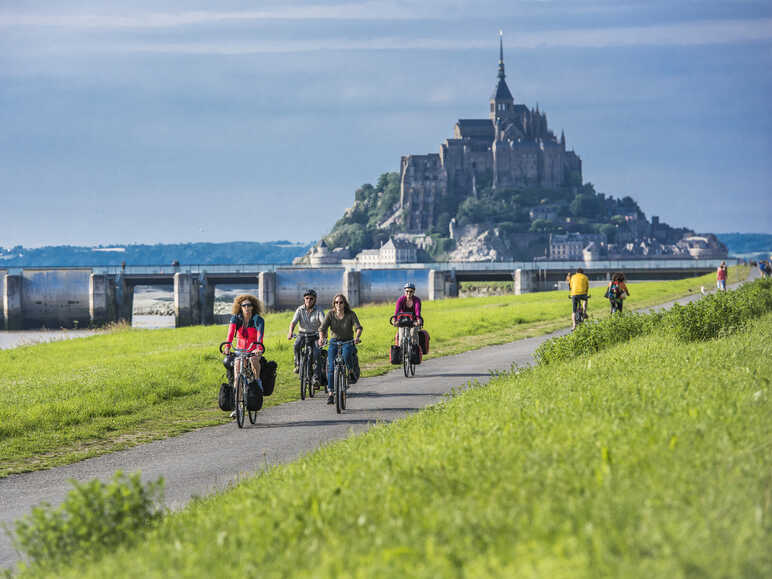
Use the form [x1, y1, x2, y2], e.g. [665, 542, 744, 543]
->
[1, 1, 770, 247]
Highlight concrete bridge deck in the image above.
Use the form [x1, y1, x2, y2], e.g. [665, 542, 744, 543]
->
[1, 259, 732, 330]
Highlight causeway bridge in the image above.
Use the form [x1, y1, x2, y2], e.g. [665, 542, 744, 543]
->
[0, 259, 731, 330]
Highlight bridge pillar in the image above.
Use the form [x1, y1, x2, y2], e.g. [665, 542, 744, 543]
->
[0, 273, 5, 329]
[342, 270, 360, 307]
[258, 272, 276, 310]
[445, 270, 458, 298]
[199, 274, 215, 325]
[3, 274, 23, 330]
[116, 276, 134, 324]
[514, 269, 536, 294]
[89, 274, 117, 327]
[428, 270, 445, 300]
[174, 273, 200, 327]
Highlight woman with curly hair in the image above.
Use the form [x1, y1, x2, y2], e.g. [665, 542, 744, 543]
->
[318, 293, 362, 405]
[224, 294, 265, 414]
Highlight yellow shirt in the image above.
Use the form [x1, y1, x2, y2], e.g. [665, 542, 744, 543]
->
[569, 273, 589, 296]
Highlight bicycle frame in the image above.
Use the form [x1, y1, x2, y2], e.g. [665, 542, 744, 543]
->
[331, 339, 355, 414]
[296, 332, 317, 400]
[231, 348, 259, 428]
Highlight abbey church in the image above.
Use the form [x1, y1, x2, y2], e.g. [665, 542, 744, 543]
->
[398, 37, 583, 233]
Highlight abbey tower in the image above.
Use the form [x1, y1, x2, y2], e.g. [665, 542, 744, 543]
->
[398, 35, 583, 233]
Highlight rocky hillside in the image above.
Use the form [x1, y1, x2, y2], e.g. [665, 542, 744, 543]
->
[317, 172, 697, 262]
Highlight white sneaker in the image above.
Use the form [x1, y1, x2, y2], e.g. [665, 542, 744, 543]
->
[229, 410, 236, 419]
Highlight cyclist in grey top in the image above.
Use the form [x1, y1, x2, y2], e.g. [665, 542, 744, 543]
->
[287, 288, 326, 384]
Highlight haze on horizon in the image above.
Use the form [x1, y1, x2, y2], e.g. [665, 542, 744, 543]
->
[1, 0, 770, 248]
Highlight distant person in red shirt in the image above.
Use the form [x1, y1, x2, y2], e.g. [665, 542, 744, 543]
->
[716, 262, 728, 291]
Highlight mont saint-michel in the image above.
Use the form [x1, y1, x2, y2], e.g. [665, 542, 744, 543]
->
[298, 37, 726, 265]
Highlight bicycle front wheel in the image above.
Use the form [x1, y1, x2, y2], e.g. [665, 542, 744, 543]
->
[335, 366, 344, 414]
[299, 351, 307, 400]
[236, 375, 247, 428]
[306, 352, 315, 398]
[402, 342, 410, 377]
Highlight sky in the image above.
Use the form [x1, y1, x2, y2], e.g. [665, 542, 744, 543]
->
[1, 0, 771, 248]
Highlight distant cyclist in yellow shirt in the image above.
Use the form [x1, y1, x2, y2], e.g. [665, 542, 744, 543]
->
[569, 267, 590, 330]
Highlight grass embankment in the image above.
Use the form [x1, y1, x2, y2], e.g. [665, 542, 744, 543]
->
[0, 267, 749, 476]
[22, 299, 771, 577]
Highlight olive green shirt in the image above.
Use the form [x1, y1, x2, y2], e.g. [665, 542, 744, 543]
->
[320, 310, 362, 341]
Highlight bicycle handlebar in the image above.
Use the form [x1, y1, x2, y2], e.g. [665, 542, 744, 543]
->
[219, 341, 264, 354]
[390, 314, 423, 327]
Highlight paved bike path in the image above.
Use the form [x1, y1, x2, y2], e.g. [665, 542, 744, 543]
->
[0, 276, 752, 569]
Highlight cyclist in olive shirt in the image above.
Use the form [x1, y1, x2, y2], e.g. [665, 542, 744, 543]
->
[318, 294, 362, 405]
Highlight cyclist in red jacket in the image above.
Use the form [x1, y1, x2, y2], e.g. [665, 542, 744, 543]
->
[223, 294, 265, 414]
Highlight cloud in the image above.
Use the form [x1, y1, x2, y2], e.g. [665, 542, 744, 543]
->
[0, 3, 425, 28]
[8, 14, 769, 56]
[106, 18, 772, 54]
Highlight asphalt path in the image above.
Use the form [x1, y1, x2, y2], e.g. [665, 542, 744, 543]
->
[0, 274, 753, 569]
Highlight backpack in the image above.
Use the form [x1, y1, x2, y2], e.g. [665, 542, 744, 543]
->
[218, 382, 234, 412]
[607, 282, 621, 301]
[259, 360, 277, 396]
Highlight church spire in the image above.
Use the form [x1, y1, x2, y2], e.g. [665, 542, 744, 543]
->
[498, 29, 505, 80]
[490, 30, 513, 121]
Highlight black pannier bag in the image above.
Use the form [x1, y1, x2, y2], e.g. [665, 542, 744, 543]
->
[260, 359, 278, 396]
[218, 382, 234, 411]
[247, 381, 263, 411]
[418, 329, 430, 355]
[390, 345, 402, 365]
[319, 348, 329, 386]
[350, 347, 360, 384]
[410, 343, 422, 364]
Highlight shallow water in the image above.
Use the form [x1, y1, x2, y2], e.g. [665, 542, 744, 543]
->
[0, 315, 177, 350]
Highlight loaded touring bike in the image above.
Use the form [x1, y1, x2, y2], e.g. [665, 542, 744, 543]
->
[219, 342, 262, 428]
[391, 314, 422, 377]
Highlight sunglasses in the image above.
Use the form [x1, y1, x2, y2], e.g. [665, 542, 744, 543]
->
[405, 289, 414, 293]
[334, 300, 345, 304]
[241, 303, 253, 308]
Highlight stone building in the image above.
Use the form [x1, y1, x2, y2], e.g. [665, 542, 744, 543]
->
[294, 240, 351, 266]
[398, 35, 582, 233]
[344, 237, 418, 266]
[549, 233, 604, 260]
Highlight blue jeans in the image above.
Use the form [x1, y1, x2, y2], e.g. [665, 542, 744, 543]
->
[294, 334, 321, 381]
[327, 339, 354, 393]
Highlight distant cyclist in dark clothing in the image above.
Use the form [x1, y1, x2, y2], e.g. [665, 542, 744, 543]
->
[605, 272, 630, 313]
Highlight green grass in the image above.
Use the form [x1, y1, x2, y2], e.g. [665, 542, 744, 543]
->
[21, 302, 771, 578]
[536, 278, 772, 365]
[0, 267, 750, 476]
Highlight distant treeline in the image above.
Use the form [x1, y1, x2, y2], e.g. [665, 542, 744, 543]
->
[0, 241, 314, 267]
[716, 233, 772, 256]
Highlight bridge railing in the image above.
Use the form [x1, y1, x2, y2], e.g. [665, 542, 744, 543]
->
[11, 257, 736, 277]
